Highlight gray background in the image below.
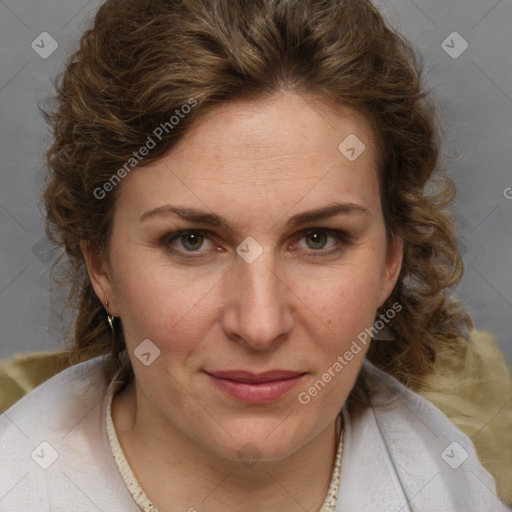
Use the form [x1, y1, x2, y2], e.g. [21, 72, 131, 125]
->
[0, 0, 511, 366]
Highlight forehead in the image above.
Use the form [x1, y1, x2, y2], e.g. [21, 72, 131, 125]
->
[115, 92, 380, 222]
[171, 92, 376, 173]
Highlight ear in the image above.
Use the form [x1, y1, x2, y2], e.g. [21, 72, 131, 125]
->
[80, 239, 119, 316]
[378, 234, 404, 307]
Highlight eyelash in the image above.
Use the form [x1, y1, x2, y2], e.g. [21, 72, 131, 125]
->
[160, 228, 352, 260]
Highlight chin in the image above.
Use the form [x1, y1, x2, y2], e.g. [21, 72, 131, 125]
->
[207, 417, 313, 465]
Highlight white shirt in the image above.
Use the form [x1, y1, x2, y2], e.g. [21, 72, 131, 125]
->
[0, 355, 508, 511]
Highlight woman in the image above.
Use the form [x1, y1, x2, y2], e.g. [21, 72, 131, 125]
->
[0, 0, 509, 510]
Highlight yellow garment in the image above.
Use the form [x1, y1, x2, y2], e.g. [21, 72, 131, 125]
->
[0, 351, 70, 413]
[1, 330, 511, 504]
[419, 330, 512, 505]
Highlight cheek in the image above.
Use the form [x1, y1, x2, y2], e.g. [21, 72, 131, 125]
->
[305, 263, 382, 329]
[294, 259, 383, 387]
[110, 249, 221, 350]
[296, 272, 380, 409]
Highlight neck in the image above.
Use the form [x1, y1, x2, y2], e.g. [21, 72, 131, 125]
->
[112, 378, 343, 512]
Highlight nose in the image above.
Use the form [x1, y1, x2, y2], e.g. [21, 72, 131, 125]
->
[221, 250, 294, 351]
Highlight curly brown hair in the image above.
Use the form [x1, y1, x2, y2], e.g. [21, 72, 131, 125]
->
[43, 0, 472, 405]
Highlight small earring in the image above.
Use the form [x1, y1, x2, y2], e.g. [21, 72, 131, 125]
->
[105, 300, 115, 331]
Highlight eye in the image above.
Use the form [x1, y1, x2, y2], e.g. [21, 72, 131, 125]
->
[162, 230, 215, 253]
[293, 228, 350, 255]
[303, 230, 331, 250]
[178, 232, 205, 251]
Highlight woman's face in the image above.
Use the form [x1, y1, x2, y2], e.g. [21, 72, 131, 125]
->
[85, 92, 402, 463]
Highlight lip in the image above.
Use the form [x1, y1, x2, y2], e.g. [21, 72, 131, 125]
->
[205, 370, 306, 404]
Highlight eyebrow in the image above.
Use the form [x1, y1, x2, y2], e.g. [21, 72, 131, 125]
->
[139, 202, 370, 231]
